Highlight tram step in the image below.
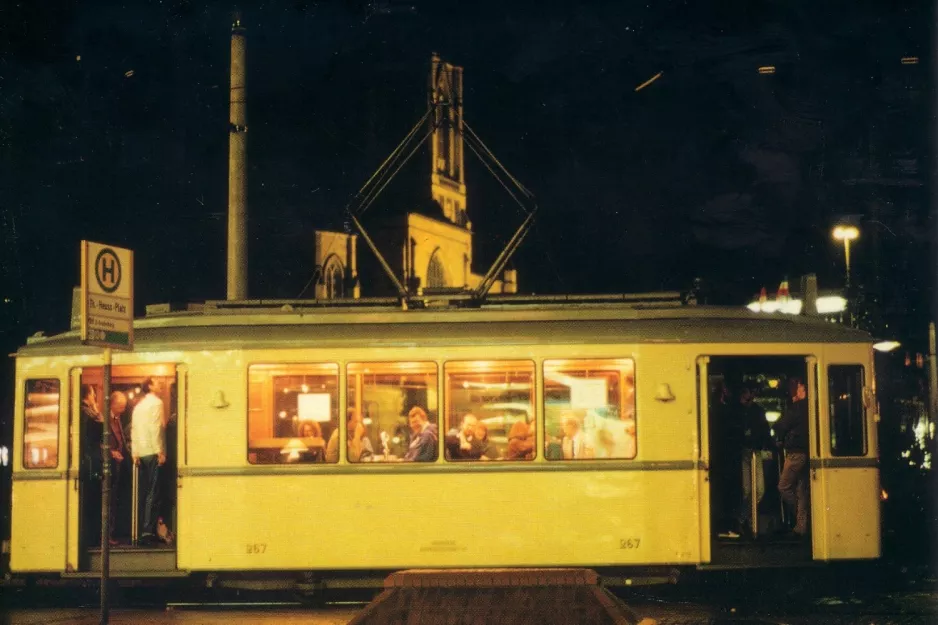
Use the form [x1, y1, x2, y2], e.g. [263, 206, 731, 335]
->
[87, 547, 178, 574]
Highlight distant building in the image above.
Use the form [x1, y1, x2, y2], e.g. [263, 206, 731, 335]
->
[312, 55, 517, 299]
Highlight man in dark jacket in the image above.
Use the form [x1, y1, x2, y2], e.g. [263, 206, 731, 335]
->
[774, 378, 809, 536]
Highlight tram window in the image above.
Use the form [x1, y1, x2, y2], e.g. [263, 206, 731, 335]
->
[247, 364, 339, 464]
[347, 362, 438, 462]
[544, 359, 636, 460]
[828, 365, 867, 456]
[23, 378, 60, 469]
[443, 361, 535, 461]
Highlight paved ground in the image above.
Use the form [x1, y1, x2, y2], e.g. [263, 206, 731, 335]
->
[1, 593, 935, 625]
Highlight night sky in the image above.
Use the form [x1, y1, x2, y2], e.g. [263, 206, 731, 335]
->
[0, 0, 931, 343]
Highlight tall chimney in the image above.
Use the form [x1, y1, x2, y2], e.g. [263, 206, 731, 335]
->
[227, 14, 248, 300]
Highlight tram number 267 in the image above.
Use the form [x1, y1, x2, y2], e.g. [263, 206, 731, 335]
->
[619, 538, 641, 549]
[246, 543, 267, 554]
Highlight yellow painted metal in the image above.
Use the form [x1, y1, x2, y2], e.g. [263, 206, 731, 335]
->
[182, 470, 699, 570]
[8, 307, 882, 573]
[10, 480, 69, 571]
[817, 345, 882, 560]
[694, 356, 711, 564]
[66, 367, 83, 572]
[806, 356, 829, 559]
[176, 364, 190, 570]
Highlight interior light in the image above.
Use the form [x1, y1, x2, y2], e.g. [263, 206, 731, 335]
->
[767, 379, 779, 389]
[873, 341, 901, 353]
[301, 384, 309, 393]
[765, 411, 781, 423]
[278, 411, 287, 419]
[816, 296, 847, 314]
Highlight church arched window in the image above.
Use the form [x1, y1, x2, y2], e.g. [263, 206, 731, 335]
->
[324, 257, 345, 299]
[427, 250, 446, 288]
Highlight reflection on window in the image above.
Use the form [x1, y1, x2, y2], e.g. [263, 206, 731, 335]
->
[444, 361, 535, 461]
[248, 364, 338, 464]
[829, 365, 866, 456]
[24, 379, 60, 469]
[348, 362, 438, 462]
[544, 359, 636, 460]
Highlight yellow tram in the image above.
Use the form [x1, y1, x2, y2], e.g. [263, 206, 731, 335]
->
[9, 294, 881, 581]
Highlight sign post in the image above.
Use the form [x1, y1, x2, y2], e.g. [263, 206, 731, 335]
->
[81, 241, 134, 625]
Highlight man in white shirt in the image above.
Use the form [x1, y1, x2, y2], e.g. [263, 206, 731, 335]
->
[131, 377, 165, 544]
[561, 414, 594, 460]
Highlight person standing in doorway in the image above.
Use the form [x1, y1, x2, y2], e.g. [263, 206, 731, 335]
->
[774, 378, 809, 537]
[737, 385, 772, 536]
[107, 391, 128, 545]
[131, 378, 165, 544]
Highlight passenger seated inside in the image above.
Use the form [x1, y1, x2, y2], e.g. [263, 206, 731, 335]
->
[296, 421, 324, 462]
[445, 413, 479, 460]
[467, 421, 497, 461]
[347, 415, 374, 463]
[561, 413, 594, 460]
[505, 420, 534, 460]
[403, 406, 438, 462]
[325, 409, 374, 463]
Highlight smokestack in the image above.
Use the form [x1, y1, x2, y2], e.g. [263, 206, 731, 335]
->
[227, 13, 248, 300]
[801, 273, 819, 316]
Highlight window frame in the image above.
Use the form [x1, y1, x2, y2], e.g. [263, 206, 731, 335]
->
[827, 363, 868, 457]
[442, 359, 537, 463]
[23, 377, 62, 470]
[346, 360, 440, 463]
[246, 362, 340, 465]
[541, 357, 638, 462]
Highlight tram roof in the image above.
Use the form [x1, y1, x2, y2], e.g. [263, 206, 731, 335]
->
[18, 293, 870, 356]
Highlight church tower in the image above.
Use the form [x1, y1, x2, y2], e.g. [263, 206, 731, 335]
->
[429, 54, 469, 230]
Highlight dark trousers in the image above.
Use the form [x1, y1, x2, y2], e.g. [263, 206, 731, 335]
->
[138, 455, 161, 536]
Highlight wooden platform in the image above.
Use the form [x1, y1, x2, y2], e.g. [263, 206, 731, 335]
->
[347, 569, 655, 625]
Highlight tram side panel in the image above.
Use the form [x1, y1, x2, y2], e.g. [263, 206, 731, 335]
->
[175, 355, 250, 572]
[10, 359, 69, 572]
[178, 344, 705, 571]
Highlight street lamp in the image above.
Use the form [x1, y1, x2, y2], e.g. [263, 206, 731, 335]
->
[832, 225, 860, 289]
[833, 224, 860, 327]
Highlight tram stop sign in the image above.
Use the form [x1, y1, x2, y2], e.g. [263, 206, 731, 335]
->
[80, 240, 134, 351]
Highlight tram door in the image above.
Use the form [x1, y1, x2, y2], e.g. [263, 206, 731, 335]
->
[72, 365, 178, 570]
[812, 356, 881, 560]
[704, 356, 813, 566]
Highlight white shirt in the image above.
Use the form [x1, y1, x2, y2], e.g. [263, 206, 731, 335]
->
[131, 392, 165, 457]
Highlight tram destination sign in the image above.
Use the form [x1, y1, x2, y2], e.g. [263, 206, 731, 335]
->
[80, 240, 134, 350]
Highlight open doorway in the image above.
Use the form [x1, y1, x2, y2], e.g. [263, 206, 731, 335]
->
[79, 365, 177, 559]
[706, 356, 813, 566]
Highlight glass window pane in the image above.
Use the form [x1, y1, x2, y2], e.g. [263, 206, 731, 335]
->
[544, 359, 636, 460]
[347, 362, 438, 462]
[24, 379, 60, 469]
[248, 364, 338, 464]
[828, 364, 866, 456]
[444, 361, 535, 462]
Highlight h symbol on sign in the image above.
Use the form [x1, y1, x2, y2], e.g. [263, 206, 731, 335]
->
[100, 257, 117, 285]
